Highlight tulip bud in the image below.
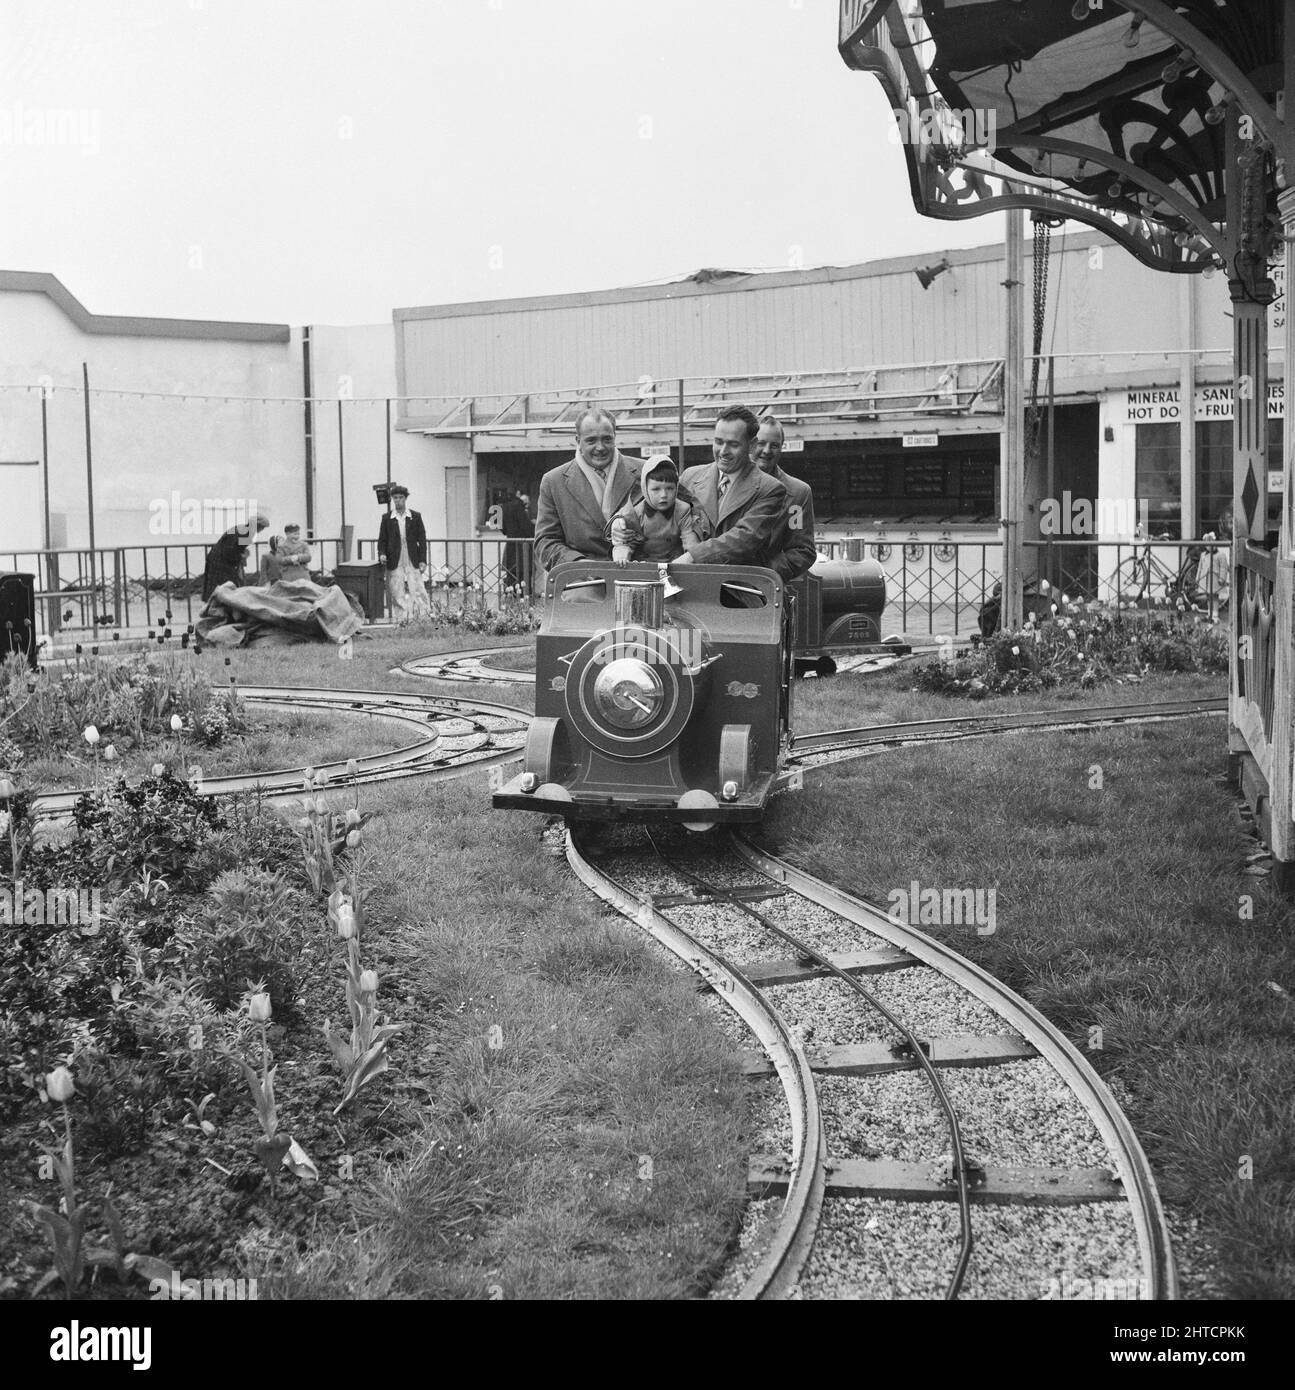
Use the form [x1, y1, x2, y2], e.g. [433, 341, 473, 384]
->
[103, 744, 117, 762]
[46, 1066, 75, 1103]
[83, 724, 100, 746]
[345, 807, 361, 827]
[0, 777, 14, 801]
[359, 970, 379, 995]
[337, 913, 356, 941]
[346, 829, 362, 848]
[345, 758, 359, 778]
[170, 714, 183, 732]
[249, 993, 272, 1023]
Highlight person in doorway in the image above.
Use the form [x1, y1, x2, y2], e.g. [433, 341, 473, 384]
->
[501, 487, 535, 591]
[377, 484, 430, 623]
[533, 407, 640, 569]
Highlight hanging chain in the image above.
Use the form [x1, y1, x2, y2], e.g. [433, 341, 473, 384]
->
[1025, 218, 1051, 460]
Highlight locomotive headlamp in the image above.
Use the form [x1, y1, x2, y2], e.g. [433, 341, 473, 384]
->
[593, 658, 664, 730]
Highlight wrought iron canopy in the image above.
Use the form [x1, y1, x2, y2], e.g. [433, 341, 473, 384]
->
[840, 1, 1285, 295]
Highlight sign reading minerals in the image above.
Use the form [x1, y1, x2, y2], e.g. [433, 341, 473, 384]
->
[1119, 383, 1284, 423]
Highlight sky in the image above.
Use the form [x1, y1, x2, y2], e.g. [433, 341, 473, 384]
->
[0, 0, 1007, 327]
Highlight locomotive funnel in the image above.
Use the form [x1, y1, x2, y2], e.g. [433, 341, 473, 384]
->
[614, 579, 665, 629]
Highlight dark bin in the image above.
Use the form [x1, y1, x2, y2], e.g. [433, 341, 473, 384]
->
[0, 573, 37, 668]
[333, 561, 386, 622]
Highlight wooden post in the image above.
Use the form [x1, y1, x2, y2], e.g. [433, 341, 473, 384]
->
[1001, 209, 1025, 631]
[82, 362, 97, 627]
[678, 378, 686, 469]
[337, 399, 347, 539]
[1273, 182, 1295, 890]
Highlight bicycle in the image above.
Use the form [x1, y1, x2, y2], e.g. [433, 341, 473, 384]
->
[1111, 527, 1213, 613]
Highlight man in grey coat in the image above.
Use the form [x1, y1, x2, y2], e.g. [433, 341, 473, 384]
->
[752, 415, 818, 582]
[675, 406, 787, 569]
[534, 407, 640, 570]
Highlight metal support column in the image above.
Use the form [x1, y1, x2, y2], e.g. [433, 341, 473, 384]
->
[1001, 209, 1025, 631]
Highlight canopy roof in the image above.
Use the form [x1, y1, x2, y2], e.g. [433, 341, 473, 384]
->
[840, 0, 1284, 292]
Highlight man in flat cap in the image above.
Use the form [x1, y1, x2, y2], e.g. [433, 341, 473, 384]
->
[378, 485, 430, 623]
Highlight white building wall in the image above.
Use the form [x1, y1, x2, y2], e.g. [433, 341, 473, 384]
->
[0, 283, 300, 556]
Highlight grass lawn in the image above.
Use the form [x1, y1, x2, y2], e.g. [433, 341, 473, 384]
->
[756, 703, 1294, 1299]
[244, 773, 750, 1298]
[19, 705, 420, 791]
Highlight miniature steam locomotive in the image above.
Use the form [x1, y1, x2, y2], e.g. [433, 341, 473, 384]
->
[493, 561, 791, 826]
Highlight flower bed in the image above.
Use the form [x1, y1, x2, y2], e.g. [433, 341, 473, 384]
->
[912, 610, 1229, 699]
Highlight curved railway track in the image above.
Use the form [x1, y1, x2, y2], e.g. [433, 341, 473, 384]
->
[568, 826, 1178, 1301]
[29, 685, 530, 816]
[28, 647, 1210, 1300]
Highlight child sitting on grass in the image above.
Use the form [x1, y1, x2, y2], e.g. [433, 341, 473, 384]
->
[610, 456, 705, 564]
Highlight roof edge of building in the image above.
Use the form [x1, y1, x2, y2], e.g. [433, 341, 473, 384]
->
[0, 270, 292, 343]
[394, 229, 1118, 323]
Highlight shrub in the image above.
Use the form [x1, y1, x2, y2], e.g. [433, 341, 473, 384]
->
[71, 769, 226, 890]
[912, 610, 1227, 699]
[186, 867, 306, 1013]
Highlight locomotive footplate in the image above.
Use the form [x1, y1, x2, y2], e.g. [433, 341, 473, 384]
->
[492, 769, 779, 823]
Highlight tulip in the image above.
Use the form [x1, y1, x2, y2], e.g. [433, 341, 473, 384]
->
[314, 798, 328, 817]
[103, 744, 117, 762]
[249, 993, 272, 1024]
[303, 767, 316, 784]
[336, 910, 356, 940]
[301, 796, 315, 813]
[346, 829, 362, 848]
[0, 777, 14, 801]
[345, 807, 361, 827]
[359, 970, 378, 995]
[170, 714, 183, 732]
[83, 725, 100, 746]
[345, 758, 359, 778]
[46, 1066, 75, 1103]
[151, 763, 166, 777]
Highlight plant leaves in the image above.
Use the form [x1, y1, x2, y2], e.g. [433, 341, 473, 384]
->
[253, 1134, 290, 1175]
[322, 1019, 354, 1073]
[282, 1137, 319, 1182]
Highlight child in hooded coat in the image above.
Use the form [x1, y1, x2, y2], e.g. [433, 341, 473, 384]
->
[610, 456, 707, 564]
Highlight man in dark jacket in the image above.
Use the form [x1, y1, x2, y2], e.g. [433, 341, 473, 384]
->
[501, 488, 535, 591]
[752, 416, 818, 582]
[377, 484, 429, 622]
[676, 406, 786, 568]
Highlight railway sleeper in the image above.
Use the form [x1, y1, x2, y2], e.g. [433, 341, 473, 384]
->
[748, 1155, 1124, 1205]
[739, 1033, 1038, 1078]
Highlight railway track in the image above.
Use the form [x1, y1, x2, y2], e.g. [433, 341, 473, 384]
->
[569, 825, 1178, 1301]
[29, 685, 530, 815]
[27, 646, 1213, 1297]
